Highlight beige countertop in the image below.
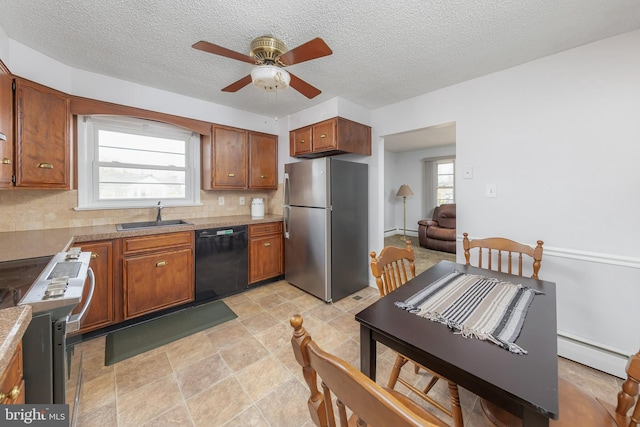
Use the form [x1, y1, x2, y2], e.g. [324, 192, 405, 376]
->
[0, 214, 283, 262]
[0, 305, 32, 374]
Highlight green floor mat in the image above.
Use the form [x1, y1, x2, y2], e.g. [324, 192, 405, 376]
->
[105, 300, 237, 366]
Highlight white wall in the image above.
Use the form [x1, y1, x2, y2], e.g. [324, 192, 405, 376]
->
[372, 29, 640, 377]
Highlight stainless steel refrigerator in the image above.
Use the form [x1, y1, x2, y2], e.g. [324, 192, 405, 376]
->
[284, 158, 368, 302]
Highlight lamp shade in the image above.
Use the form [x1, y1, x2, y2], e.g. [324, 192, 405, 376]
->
[251, 65, 291, 92]
[396, 184, 414, 197]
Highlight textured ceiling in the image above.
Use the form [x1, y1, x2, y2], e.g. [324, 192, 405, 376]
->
[1, 0, 639, 123]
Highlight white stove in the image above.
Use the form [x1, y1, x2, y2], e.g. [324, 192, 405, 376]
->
[19, 247, 95, 413]
[18, 248, 93, 324]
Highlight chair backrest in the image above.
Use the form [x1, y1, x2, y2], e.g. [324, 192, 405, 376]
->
[602, 349, 640, 427]
[289, 314, 445, 427]
[462, 232, 544, 279]
[433, 203, 456, 229]
[369, 239, 415, 297]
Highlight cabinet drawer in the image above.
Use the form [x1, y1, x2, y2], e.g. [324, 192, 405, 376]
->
[123, 231, 193, 254]
[0, 342, 23, 404]
[249, 222, 282, 237]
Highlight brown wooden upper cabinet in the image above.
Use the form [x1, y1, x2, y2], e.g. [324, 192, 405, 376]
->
[249, 132, 277, 189]
[289, 117, 371, 158]
[13, 77, 71, 189]
[202, 124, 278, 190]
[209, 125, 248, 189]
[0, 63, 13, 188]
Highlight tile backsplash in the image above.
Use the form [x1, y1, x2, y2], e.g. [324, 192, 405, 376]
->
[0, 186, 283, 232]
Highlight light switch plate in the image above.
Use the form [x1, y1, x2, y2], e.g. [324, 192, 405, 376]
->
[239, 196, 245, 205]
[218, 196, 225, 205]
[463, 166, 473, 179]
[486, 184, 497, 198]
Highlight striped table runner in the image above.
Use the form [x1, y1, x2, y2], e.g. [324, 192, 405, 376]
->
[395, 270, 542, 354]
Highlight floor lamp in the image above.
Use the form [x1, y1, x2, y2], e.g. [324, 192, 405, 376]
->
[396, 184, 414, 242]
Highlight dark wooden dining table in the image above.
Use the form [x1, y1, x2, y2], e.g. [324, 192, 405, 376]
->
[355, 260, 559, 427]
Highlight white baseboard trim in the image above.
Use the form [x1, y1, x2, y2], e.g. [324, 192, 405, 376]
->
[384, 229, 418, 238]
[557, 331, 629, 378]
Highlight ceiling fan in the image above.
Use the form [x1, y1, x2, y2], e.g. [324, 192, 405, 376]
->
[192, 36, 332, 99]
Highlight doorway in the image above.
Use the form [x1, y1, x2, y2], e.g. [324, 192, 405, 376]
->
[381, 122, 456, 261]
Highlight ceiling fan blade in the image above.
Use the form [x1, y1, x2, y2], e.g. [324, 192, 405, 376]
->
[288, 73, 321, 99]
[277, 37, 333, 66]
[221, 75, 252, 92]
[192, 41, 256, 65]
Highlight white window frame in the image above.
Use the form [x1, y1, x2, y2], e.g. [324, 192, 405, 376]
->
[76, 115, 201, 210]
[435, 158, 455, 205]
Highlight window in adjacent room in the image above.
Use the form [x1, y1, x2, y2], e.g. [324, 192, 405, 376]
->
[436, 159, 455, 205]
[76, 115, 200, 209]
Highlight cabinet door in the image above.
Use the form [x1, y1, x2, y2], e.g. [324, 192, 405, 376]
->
[69, 241, 114, 335]
[14, 78, 70, 189]
[0, 64, 12, 188]
[0, 342, 23, 404]
[249, 132, 277, 189]
[249, 233, 283, 284]
[212, 126, 247, 188]
[312, 119, 336, 151]
[124, 247, 194, 319]
[290, 126, 312, 156]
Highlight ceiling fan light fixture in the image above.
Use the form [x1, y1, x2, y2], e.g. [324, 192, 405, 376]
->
[251, 65, 290, 92]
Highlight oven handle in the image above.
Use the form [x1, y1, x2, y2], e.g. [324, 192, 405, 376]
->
[66, 267, 95, 333]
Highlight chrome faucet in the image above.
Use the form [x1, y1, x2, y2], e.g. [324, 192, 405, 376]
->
[156, 201, 164, 222]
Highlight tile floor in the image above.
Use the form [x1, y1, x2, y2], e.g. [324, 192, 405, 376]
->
[73, 280, 623, 427]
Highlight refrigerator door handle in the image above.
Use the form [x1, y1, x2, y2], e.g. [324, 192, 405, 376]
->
[284, 172, 290, 206]
[283, 205, 290, 239]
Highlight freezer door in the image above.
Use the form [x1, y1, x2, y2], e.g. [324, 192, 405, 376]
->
[284, 205, 330, 301]
[284, 158, 329, 208]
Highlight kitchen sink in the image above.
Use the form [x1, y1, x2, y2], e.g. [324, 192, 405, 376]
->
[116, 219, 193, 231]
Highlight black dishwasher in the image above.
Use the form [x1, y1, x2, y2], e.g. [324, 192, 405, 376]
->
[195, 225, 248, 304]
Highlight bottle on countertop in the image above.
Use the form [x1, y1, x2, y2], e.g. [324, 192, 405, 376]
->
[251, 197, 265, 218]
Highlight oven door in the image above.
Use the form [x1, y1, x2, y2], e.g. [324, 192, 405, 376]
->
[65, 344, 83, 427]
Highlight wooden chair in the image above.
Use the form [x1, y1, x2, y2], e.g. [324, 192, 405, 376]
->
[462, 232, 544, 279]
[482, 349, 640, 427]
[369, 240, 464, 427]
[290, 314, 448, 427]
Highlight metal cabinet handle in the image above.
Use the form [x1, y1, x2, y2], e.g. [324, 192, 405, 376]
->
[227, 173, 235, 177]
[261, 175, 267, 179]
[37, 162, 54, 169]
[264, 228, 269, 231]
[300, 139, 305, 143]
[91, 253, 98, 259]
[320, 134, 327, 138]
[156, 260, 167, 267]
[0, 385, 20, 401]
[2, 158, 10, 165]
[264, 242, 271, 247]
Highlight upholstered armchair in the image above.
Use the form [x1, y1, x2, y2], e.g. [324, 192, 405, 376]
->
[418, 204, 456, 253]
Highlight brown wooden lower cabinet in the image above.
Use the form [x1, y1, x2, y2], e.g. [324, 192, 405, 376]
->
[69, 240, 115, 335]
[249, 222, 284, 284]
[123, 232, 194, 320]
[0, 342, 24, 404]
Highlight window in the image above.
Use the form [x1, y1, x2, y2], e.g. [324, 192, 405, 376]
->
[436, 159, 455, 205]
[77, 116, 200, 209]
